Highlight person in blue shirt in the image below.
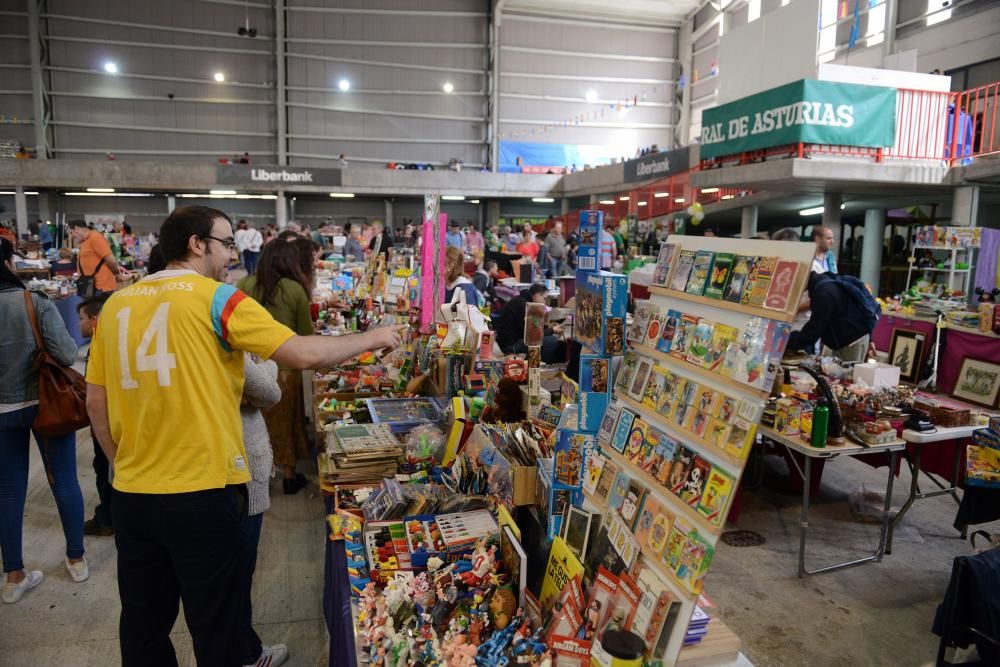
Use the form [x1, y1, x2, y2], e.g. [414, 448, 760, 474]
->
[38, 222, 53, 251]
[811, 225, 838, 275]
[445, 222, 464, 250]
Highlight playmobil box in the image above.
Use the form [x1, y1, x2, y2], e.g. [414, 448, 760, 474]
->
[576, 209, 604, 273]
[553, 428, 595, 490]
[575, 270, 628, 356]
[578, 354, 613, 433]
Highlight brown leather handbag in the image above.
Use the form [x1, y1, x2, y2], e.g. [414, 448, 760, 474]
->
[23, 291, 90, 437]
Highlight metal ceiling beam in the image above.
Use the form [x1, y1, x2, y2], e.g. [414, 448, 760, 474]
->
[45, 34, 272, 56]
[286, 152, 485, 169]
[500, 45, 675, 63]
[502, 11, 678, 32]
[501, 118, 673, 129]
[48, 91, 272, 106]
[490, 0, 504, 172]
[41, 13, 275, 41]
[284, 37, 485, 49]
[287, 134, 482, 145]
[285, 51, 485, 76]
[0, 64, 31, 69]
[286, 85, 484, 96]
[500, 92, 673, 107]
[27, 0, 49, 158]
[55, 148, 278, 156]
[195, 0, 270, 9]
[500, 72, 672, 84]
[284, 7, 486, 17]
[45, 65, 273, 89]
[275, 0, 286, 166]
[286, 101, 485, 123]
[50, 120, 273, 138]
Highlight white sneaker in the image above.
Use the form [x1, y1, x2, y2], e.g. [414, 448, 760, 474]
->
[65, 557, 89, 583]
[245, 644, 289, 667]
[2, 570, 43, 604]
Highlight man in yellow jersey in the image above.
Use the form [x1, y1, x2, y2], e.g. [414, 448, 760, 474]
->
[85, 206, 402, 667]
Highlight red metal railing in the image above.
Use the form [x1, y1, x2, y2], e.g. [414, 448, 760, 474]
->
[949, 81, 1000, 163]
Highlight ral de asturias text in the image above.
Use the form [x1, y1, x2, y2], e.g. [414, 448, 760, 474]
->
[702, 101, 855, 144]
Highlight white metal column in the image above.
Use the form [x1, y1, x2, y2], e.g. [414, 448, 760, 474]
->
[27, 0, 48, 158]
[860, 209, 885, 295]
[740, 206, 758, 239]
[275, 0, 287, 166]
[15, 186, 29, 237]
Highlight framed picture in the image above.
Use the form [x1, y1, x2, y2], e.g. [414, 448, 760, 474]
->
[951, 358, 1000, 408]
[889, 328, 926, 384]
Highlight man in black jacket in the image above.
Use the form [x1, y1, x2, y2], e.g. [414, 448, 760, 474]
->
[494, 284, 565, 363]
[787, 272, 876, 362]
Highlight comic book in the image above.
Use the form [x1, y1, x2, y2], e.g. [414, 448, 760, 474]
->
[705, 323, 739, 371]
[651, 243, 680, 287]
[704, 252, 734, 300]
[625, 417, 651, 463]
[698, 467, 735, 526]
[686, 319, 715, 367]
[685, 250, 714, 296]
[670, 314, 699, 361]
[642, 365, 670, 410]
[744, 256, 777, 307]
[724, 255, 757, 303]
[669, 250, 697, 292]
[611, 409, 636, 454]
[655, 309, 684, 355]
[764, 259, 801, 312]
[678, 456, 712, 507]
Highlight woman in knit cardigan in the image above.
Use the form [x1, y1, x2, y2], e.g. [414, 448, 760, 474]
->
[239, 354, 287, 667]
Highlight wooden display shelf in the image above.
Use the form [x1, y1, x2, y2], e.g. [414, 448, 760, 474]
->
[677, 617, 742, 666]
[596, 439, 724, 539]
[582, 489, 698, 604]
[630, 343, 772, 401]
[648, 284, 797, 324]
[616, 395, 747, 477]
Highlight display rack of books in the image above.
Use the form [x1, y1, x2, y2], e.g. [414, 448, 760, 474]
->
[582, 235, 813, 666]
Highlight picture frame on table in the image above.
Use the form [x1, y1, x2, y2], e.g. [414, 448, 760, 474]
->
[951, 357, 1000, 408]
[888, 328, 926, 384]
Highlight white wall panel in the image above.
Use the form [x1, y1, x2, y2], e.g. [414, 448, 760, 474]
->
[0, 7, 33, 150]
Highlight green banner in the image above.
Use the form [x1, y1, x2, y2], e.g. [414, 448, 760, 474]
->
[700, 79, 897, 159]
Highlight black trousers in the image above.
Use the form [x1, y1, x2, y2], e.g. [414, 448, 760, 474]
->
[91, 433, 113, 527]
[112, 485, 248, 667]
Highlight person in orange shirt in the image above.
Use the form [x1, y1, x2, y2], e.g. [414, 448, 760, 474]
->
[69, 220, 125, 294]
[516, 229, 540, 262]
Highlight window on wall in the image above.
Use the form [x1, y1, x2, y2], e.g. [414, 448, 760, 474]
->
[748, 0, 761, 22]
[866, 1, 886, 47]
[926, 0, 952, 26]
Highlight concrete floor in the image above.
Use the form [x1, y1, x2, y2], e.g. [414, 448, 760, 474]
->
[709, 450, 997, 667]
[3, 431, 996, 667]
[0, 430, 329, 667]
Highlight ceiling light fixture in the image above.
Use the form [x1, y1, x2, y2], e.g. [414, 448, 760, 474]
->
[585, 90, 598, 103]
[441, 195, 466, 201]
[700, 187, 719, 194]
[104, 61, 118, 74]
[637, 201, 647, 206]
[469, 199, 480, 204]
[329, 192, 355, 198]
[721, 194, 734, 200]
[66, 192, 155, 197]
[0, 191, 39, 195]
[532, 197, 555, 203]
[338, 79, 351, 91]
[599, 199, 615, 205]
[443, 82, 454, 93]
[674, 197, 685, 203]
[653, 192, 669, 198]
[86, 187, 115, 193]
[798, 206, 824, 216]
[214, 72, 225, 82]
[210, 189, 237, 195]
[618, 195, 629, 201]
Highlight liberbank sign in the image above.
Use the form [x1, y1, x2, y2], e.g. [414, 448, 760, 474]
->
[623, 146, 690, 183]
[700, 79, 897, 160]
[216, 164, 342, 187]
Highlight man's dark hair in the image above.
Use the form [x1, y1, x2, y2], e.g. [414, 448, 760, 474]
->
[812, 225, 831, 241]
[277, 229, 299, 241]
[147, 243, 166, 273]
[68, 219, 89, 230]
[159, 206, 231, 264]
[482, 259, 496, 271]
[77, 294, 108, 319]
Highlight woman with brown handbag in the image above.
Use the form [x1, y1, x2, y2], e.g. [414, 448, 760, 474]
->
[0, 237, 87, 604]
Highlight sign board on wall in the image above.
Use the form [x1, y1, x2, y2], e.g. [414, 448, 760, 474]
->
[216, 164, 342, 187]
[700, 80, 897, 160]
[622, 146, 690, 183]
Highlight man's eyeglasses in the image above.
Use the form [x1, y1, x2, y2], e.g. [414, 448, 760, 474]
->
[203, 235, 237, 250]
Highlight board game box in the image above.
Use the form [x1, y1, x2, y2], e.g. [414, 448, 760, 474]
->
[576, 210, 604, 273]
[575, 270, 628, 356]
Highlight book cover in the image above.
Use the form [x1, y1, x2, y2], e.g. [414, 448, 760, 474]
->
[583, 451, 607, 495]
[724, 255, 757, 303]
[670, 314, 699, 361]
[606, 471, 632, 513]
[597, 403, 622, 447]
[651, 243, 679, 287]
[584, 523, 628, 583]
[540, 536, 585, 611]
[654, 309, 683, 355]
[686, 320, 715, 367]
[746, 256, 777, 307]
[625, 417, 650, 463]
[669, 250, 696, 292]
[642, 364, 670, 410]
[657, 371, 680, 417]
[652, 435, 680, 486]
[619, 478, 649, 530]
[575, 270, 628, 356]
[698, 467, 735, 526]
[704, 252, 734, 300]
[500, 524, 528, 608]
[627, 358, 653, 401]
[645, 311, 663, 347]
[663, 517, 692, 572]
[636, 426, 663, 474]
[691, 410, 712, 440]
[764, 259, 801, 312]
[628, 301, 658, 345]
[585, 567, 619, 641]
[633, 566, 680, 659]
[668, 446, 695, 496]
[725, 417, 756, 460]
[685, 250, 714, 296]
[675, 531, 714, 596]
[611, 408, 636, 454]
[605, 512, 641, 571]
[704, 323, 738, 371]
[611, 572, 642, 631]
[576, 210, 603, 273]
[615, 352, 639, 393]
[679, 456, 712, 508]
[633, 492, 670, 549]
[708, 419, 732, 451]
[594, 459, 621, 503]
[562, 506, 599, 560]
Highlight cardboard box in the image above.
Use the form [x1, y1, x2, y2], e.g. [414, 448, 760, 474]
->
[853, 362, 901, 388]
[576, 210, 604, 273]
[574, 270, 628, 356]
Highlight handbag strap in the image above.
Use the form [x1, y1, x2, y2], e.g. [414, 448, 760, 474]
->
[77, 253, 107, 279]
[22, 290, 47, 353]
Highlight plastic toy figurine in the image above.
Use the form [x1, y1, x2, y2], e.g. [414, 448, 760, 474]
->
[458, 540, 497, 587]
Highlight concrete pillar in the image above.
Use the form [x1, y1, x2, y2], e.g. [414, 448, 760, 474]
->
[882, 0, 898, 61]
[37, 191, 58, 224]
[14, 186, 28, 238]
[288, 196, 296, 223]
[275, 192, 288, 229]
[275, 0, 287, 166]
[952, 186, 980, 226]
[167, 195, 176, 213]
[487, 200, 500, 229]
[384, 199, 394, 231]
[589, 194, 599, 205]
[560, 198, 569, 215]
[740, 206, 758, 239]
[860, 209, 885, 295]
